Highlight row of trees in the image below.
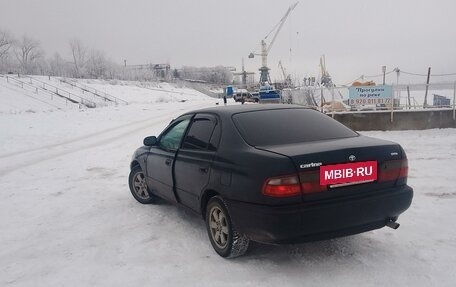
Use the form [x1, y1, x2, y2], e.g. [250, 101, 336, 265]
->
[0, 29, 233, 84]
[0, 30, 118, 79]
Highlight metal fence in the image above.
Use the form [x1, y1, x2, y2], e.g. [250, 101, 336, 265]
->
[285, 82, 456, 120]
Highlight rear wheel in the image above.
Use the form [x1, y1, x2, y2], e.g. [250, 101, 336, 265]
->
[206, 196, 249, 258]
[129, 165, 155, 204]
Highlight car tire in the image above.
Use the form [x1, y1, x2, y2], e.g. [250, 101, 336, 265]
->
[205, 196, 249, 258]
[128, 165, 155, 204]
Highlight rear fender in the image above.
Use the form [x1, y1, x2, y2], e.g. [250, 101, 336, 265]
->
[200, 189, 219, 219]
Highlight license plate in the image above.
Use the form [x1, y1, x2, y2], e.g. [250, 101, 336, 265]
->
[320, 161, 377, 185]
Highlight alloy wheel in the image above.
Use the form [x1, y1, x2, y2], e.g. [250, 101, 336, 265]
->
[209, 206, 229, 249]
[132, 171, 150, 200]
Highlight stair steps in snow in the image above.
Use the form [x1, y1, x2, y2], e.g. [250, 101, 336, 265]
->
[0, 77, 78, 111]
[6, 76, 96, 108]
[59, 78, 128, 105]
[24, 76, 96, 108]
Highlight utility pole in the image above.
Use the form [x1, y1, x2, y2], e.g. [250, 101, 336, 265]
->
[382, 66, 386, 85]
[453, 81, 456, 121]
[453, 81, 455, 120]
[395, 68, 400, 107]
[423, 67, 431, 108]
[407, 86, 411, 109]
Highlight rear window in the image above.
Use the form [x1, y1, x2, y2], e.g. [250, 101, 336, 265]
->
[232, 108, 358, 146]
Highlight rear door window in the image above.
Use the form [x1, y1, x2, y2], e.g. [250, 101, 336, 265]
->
[232, 108, 358, 146]
[182, 114, 219, 151]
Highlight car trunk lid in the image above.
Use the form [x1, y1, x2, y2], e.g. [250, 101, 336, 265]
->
[256, 135, 406, 201]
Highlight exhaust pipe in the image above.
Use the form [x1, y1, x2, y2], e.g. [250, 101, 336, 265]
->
[386, 219, 400, 229]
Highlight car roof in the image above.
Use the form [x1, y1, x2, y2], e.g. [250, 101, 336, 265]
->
[186, 104, 312, 117]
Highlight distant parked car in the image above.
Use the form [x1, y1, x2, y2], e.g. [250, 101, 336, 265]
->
[129, 105, 413, 258]
[233, 91, 246, 102]
[233, 91, 259, 103]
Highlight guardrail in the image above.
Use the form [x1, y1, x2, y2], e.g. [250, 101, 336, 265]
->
[5, 75, 96, 108]
[288, 82, 456, 121]
[2, 75, 77, 109]
[59, 78, 128, 105]
[24, 76, 97, 108]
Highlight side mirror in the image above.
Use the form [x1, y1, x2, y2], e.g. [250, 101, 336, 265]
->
[143, 136, 157, 146]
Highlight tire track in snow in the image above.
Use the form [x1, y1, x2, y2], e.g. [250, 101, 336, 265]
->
[0, 112, 173, 160]
[0, 118, 168, 176]
[0, 102, 213, 177]
[0, 118, 167, 177]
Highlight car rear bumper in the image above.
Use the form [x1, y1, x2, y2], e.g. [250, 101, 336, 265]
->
[225, 185, 413, 244]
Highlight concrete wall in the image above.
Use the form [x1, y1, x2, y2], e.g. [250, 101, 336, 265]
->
[333, 109, 456, 131]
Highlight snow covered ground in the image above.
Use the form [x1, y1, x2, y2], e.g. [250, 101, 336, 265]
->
[1, 81, 456, 286]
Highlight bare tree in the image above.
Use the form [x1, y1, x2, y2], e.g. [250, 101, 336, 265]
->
[0, 30, 13, 60]
[86, 49, 109, 79]
[0, 30, 15, 73]
[48, 52, 71, 77]
[69, 38, 87, 77]
[14, 35, 43, 74]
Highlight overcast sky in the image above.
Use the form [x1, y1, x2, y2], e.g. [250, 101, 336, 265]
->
[1, 0, 456, 84]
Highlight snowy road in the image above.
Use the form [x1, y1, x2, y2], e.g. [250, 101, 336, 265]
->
[1, 101, 456, 286]
[0, 107, 188, 176]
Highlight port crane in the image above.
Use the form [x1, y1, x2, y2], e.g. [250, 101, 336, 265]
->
[233, 57, 255, 88]
[248, 2, 298, 85]
[278, 60, 293, 88]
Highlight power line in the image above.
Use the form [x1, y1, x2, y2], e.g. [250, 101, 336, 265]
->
[339, 76, 362, 86]
[401, 70, 456, 77]
[338, 70, 395, 85]
[363, 70, 395, 78]
[400, 71, 427, 76]
[433, 73, 456, 76]
[341, 69, 456, 86]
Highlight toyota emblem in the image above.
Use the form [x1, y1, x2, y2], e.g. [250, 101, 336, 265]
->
[349, 155, 356, 162]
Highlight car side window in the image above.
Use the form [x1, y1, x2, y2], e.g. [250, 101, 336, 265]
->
[182, 115, 219, 151]
[208, 120, 221, 151]
[159, 119, 190, 150]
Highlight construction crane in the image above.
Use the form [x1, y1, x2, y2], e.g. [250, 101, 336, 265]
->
[278, 60, 292, 88]
[233, 57, 255, 88]
[319, 55, 344, 102]
[248, 2, 299, 85]
[319, 55, 334, 87]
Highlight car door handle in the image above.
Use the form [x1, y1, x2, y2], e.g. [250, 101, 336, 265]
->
[165, 158, 172, 166]
[199, 167, 209, 173]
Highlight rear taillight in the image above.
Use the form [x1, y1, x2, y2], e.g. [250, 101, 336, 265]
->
[262, 171, 329, 197]
[262, 174, 301, 197]
[378, 159, 408, 183]
[299, 170, 327, 194]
